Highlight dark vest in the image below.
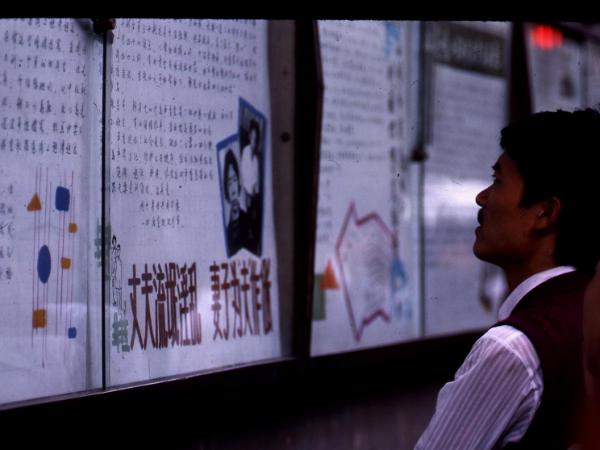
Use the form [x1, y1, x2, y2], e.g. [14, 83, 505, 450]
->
[495, 271, 591, 450]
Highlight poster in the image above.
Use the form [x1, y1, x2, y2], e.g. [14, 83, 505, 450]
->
[311, 21, 418, 356]
[526, 23, 584, 112]
[586, 40, 600, 109]
[107, 20, 281, 385]
[0, 19, 103, 404]
[423, 22, 509, 336]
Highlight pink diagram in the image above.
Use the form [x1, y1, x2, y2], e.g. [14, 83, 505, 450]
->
[335, 203, 394, 341]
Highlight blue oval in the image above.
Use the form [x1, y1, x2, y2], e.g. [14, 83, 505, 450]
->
[37, 245, 51, 283]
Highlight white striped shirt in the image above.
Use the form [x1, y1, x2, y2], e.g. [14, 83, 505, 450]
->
[415, 266, 576, 450]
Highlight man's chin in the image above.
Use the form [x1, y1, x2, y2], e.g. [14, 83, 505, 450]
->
[473, 240, 492, 263]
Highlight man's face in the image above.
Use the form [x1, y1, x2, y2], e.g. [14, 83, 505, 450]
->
[473, 152, 538, 267]
[227, 164, 240, 203]
[249, 127, 258, 151]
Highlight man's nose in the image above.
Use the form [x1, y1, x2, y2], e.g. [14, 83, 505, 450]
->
[476, 187, 489, 207]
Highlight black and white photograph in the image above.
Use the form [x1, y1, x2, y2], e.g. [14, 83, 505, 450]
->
[217, 135, 249, 257]
[237, 98, 266, 256]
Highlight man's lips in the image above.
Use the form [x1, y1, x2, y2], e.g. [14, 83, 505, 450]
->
[477, 209, 484, 225]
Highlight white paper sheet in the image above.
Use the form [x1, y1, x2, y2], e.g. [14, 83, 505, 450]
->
[423, 22, 509, 336]
[424, 65, 506, 335]
[527, 24, 584, 112]
[311, 21, 418, 356]
[0, 19, 103, 404]
[107, 20, 281, 385]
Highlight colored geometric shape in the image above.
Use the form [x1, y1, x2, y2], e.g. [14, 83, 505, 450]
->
[55, 186, 70, 212]
[312, 274, 326, 321]
[335, 203, 394, 341]
[37, 245, 51, 283]
[320, 260, 340, 290]
[68, 223, 78, 233]
[32, 309, 47, 328]
[27, 193, 42, 212]
[60, 257, 72, 269]
[68, 327, 77, 338]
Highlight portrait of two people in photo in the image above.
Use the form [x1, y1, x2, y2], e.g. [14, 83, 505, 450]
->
[217, 99, 266, 258]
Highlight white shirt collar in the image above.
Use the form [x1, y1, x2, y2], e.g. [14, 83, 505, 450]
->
[497, 266, 577, 321]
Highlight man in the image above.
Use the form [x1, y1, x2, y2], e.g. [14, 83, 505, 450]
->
[415, 109, 600, 449]
[223, 149, 250, 257]
[240, 118, 262, 255]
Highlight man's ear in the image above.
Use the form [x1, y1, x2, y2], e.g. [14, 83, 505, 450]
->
[533, 196, 562, 233]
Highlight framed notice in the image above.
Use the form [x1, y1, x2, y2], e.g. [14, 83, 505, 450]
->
[0, 19, 103, 405]
[310, 21, 419, 356]
[422, 22, 510, 336]
[107, 19, 283, 386]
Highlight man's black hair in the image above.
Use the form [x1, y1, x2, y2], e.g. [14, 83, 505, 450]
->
[241, 118, 261, 157]
[223, 149, 240, 203]
[500, 108, 600, 272]
[249, 118, 260, 142]
[240, 118, 260, 155]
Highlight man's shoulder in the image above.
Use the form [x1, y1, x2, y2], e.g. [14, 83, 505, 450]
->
[481, 324, 531, 345]
[469, 325, 540, 372]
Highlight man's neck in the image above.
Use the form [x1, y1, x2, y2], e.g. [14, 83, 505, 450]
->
[504, 260, 560, 293]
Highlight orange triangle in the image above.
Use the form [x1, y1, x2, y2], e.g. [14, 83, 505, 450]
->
[320, 260, 340, 290]
[27, 193, 42, 211]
